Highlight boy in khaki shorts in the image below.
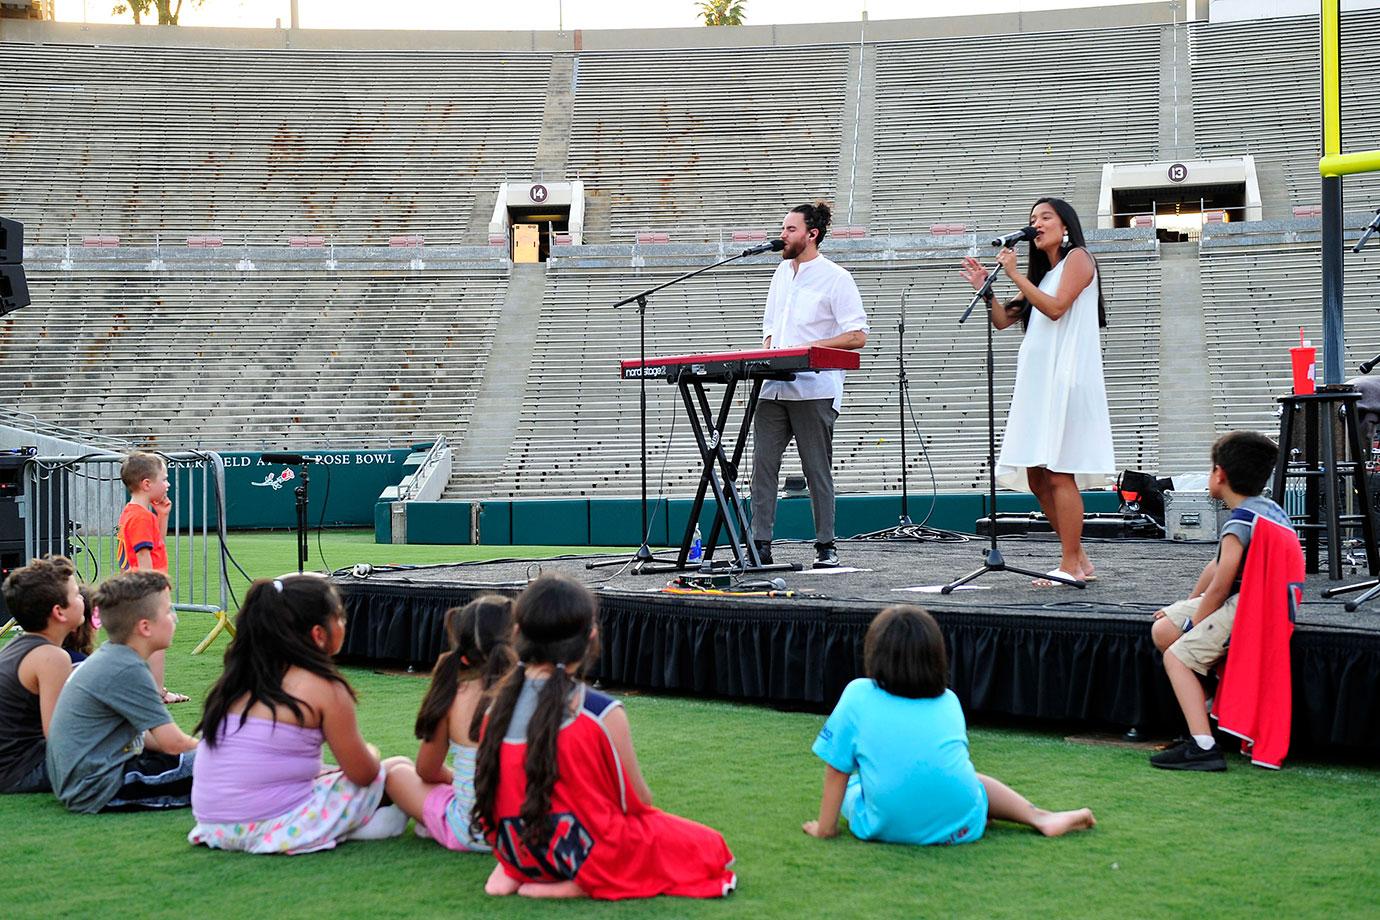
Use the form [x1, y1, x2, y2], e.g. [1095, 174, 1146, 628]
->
[1148, 431, 1291, 772]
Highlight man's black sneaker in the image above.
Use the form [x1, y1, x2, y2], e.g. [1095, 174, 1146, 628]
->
[753, 540, 774, 565]
[1149, 739, 1227, 772]
[813, 543, 840, 569]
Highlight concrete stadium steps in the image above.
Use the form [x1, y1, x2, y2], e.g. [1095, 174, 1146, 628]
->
[869, 25, 1162, 235]
[1200, 244, 1380, 438]
[444, 250, 1162, 500]
[0, 271, 507, 448]
[0, 42, 551, 245]
[565, 46, 850, 242]
[1190, 10, 1380, 212]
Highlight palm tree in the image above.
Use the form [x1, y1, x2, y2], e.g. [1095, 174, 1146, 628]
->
[697, 0, 747, 27]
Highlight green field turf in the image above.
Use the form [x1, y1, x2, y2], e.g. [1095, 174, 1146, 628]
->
[3, 531, 1378, 919]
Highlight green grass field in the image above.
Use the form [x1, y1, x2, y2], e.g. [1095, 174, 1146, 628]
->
[4, 531, 1379, 919]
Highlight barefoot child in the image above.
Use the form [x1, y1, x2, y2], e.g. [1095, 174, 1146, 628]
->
[386, 595, 515, 850]
[804, 605, 1096, 844]
[188, 574, 408, 854]
[473, 574, 736, 900]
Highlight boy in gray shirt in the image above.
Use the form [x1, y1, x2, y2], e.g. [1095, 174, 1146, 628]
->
[46, 571, 198, 813]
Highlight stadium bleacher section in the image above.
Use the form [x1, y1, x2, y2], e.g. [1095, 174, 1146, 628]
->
[1, 10, 1378, 499]
[0, 271, 507, 447]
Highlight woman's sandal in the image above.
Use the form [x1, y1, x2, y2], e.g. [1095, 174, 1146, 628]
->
[161, 688, 191, 704]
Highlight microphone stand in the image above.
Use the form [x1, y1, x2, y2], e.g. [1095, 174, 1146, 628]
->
[942, 255, 1084, 593]
[587, 243, 780, 574]
[1353, 208, 1380, 253]
[857, 279, 928, 540]
[295, 463, 309, 574]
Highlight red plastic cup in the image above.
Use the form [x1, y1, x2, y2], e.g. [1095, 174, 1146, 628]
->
[1290, 345, 1316, 394]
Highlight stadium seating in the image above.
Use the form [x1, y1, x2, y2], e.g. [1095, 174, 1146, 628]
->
[446, 249, 1161, 499]
[0, 271, 507, 447]
[565, 46, 850, 242]
[1191, 10, 1380, 211]
[0, 42, 551, 245]
[870, 25, 1161, 235]
[1200, 243, 1380, 436]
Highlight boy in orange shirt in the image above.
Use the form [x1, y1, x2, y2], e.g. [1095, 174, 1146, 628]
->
[116, 452, 187, 704]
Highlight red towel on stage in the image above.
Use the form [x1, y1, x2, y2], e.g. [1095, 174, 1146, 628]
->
[1212, 515, 1303, 769]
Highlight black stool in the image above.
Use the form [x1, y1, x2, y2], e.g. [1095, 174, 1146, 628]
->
[1272, 388, 1379, 578]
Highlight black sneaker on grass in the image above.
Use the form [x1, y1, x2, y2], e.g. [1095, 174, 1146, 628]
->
[1149, 739, 1227, 772]
[813, 543, 840, 569]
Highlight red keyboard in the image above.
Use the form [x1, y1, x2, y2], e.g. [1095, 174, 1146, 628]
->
[620, 346, 860, 382]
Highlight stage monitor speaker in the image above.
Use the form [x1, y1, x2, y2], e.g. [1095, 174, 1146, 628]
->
[0, 216, 21, 264]
[0, 264, 29, 315]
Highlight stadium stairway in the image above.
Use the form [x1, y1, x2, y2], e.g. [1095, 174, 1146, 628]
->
[447, 262, 550, 491]
[1156, 241, 1218, 476]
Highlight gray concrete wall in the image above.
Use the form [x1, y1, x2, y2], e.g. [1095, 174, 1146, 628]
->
[3, 4, 1180, 52]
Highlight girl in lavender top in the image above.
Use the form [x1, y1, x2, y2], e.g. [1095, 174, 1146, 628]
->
[187, 574, 409, 854]
[385, 595, 516, 850]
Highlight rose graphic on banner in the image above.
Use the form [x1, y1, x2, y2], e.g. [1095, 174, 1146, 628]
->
[250, 468, 297, 491]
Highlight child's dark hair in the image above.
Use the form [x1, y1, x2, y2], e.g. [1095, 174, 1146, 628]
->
[2, 555, 76, 632]
[62, 584, 96, 657]
[791, 201, 832, 247]
[414, 595, 516, 744]
[1211, 430, 1278, 496]
[471, 574, 600, 851]
[864, 605, 949, 699]
[196, 574, 354, 745]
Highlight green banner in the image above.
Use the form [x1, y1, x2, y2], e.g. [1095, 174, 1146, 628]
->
[221, 450, 413, 529]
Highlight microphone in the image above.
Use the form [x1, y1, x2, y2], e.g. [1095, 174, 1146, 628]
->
[742, 239, 786, 256]
[1352, 208, 1380, 254]
[261, 452, 318, 465]
[1360, 354, 1380, 375]
[990, 226, 1037, 248]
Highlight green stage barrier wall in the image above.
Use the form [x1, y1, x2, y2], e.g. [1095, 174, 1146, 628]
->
[386, 491, 1120, 545]
[218, 450, 413, 528]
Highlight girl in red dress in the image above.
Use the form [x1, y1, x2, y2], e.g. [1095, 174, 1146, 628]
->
[471, 573, 736, 900]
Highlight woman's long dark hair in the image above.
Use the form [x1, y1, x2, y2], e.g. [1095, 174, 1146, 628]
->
[1010, 196, 1107, 328]
[195, 575, 355, 746]
[413, 595, 515, 744]
[470, 573, 601, 853]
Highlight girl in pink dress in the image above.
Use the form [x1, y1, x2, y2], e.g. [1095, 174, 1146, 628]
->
[386, 595, 515, 850]
[472, 574, 736, 900]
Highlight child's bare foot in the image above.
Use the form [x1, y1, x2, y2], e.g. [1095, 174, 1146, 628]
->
[517, 881, 586, 899]
[1031, 807, 1096, 837]
[485, 864, 521, 896]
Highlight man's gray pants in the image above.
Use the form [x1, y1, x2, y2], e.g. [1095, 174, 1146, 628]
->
[750, 397, 837, 545]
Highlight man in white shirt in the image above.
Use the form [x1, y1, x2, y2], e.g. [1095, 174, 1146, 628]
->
[752, 203, 869, 568]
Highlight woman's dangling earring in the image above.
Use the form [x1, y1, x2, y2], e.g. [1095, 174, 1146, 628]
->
[1061, 230, 1070, 247]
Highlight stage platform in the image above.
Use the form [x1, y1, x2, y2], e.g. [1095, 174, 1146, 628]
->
[335, 535, 1380, 754]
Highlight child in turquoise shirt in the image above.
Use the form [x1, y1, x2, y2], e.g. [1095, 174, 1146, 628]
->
[805, 605, 1096, 844]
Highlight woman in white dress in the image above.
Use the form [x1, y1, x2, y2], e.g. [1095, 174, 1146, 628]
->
[960, 197, 1114, 585]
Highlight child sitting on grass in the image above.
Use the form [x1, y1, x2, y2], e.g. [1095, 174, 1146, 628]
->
[62, 585, 96, 665]
[46, 570, 198, 813]
[187, 574, 409, 854]
[0, 556, 86, 794]
[386, 595, 515, 851]
[473, 573, 737, 900]
[804, 605, 1095, 844]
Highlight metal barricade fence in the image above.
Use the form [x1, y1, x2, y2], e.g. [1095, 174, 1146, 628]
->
[15, 450, 235, 654]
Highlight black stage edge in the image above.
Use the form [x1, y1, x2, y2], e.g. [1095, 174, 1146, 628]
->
[335, 537, 1380, 754]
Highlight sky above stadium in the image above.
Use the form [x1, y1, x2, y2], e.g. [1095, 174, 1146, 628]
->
[55, 0, 1179, 31]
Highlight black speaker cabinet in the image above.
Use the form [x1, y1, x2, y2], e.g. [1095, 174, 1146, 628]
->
[0, 264, 29, 315]
[0, 216, 20, 264]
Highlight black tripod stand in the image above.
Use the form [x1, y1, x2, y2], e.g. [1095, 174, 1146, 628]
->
[588, 240, 783, 574]
[294, 463, 310, 574]
[942, 258, 1084, 593]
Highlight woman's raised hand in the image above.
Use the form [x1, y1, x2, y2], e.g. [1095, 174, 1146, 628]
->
[960, 256, 988, 291]
[995, 247, 1018, 277]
